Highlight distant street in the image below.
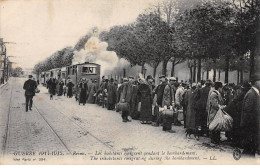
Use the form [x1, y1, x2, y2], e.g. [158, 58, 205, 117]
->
[0, 78, 255, 164]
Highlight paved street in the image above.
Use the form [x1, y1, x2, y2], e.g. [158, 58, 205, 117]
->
[0, 78, 257, 164]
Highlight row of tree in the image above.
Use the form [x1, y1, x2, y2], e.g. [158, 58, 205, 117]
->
[34, 0, 259, 84]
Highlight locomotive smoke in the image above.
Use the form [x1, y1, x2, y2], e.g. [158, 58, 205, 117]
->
[72, 36, 130, 77]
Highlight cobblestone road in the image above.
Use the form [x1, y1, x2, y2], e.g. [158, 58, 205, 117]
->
[0, 78, 258, 164]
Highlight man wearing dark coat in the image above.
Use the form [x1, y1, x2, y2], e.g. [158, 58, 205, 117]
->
[23, 75, 38, 112]
[194, 80, 212, 135]
[153, 75, 168, 126]
[107, 78, 117, 110]
[240, 74, 260, 156]
[226, 81, 251, 147]
[66, 79, 74, 98]
[119, 78, 132, 122]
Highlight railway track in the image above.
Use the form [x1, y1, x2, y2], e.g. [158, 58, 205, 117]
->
[34, 94, 115, 151]
[2, 78, 113, 161]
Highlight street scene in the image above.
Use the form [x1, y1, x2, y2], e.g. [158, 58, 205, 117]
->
[0, 0, 260, 165]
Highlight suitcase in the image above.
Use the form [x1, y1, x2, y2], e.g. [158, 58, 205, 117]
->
[117, 102, 130, 112]
[162, 108, 174, 131]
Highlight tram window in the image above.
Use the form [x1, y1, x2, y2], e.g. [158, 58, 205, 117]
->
[82, 67, 96, 74]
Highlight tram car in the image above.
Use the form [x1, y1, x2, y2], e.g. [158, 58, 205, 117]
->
[66, 62, 100, 85]
[40, 62, 101, 86]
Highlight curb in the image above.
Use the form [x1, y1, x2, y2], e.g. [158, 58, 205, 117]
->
[0, 81, 8, 89]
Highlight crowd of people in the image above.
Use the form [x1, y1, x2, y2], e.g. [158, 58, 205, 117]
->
[45, 73, 260, 157]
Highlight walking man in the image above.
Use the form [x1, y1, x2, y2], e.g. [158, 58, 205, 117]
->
[23, 75, 38, 112]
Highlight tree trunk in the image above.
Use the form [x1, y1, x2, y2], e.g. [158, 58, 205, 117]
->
[225, 56, 229, 84]
[237, 70, 240, 85]
[206, 70, 209, 80]
[192, 59, 196, 83]
[171, 59, 175, 77]
[250, 48, 255, 80]
[162, 60, 168, 76]
[213, 59, 217, 82]
[197, 57, 202, 82]
[153, 66, 157, 78]
[123, 68, 126, 78]
[240, 70, 244, 84]
[218, 70, 221, 81]
[189, 67, 193, 82]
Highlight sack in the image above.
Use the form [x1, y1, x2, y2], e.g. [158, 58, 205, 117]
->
[35, 88, 40, 93]
[137, 102, 141, 112]
[209, 108, 233, 132]
[117, 102, 129, 112]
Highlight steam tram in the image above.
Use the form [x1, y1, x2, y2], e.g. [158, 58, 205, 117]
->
[40, 62, 101, 86]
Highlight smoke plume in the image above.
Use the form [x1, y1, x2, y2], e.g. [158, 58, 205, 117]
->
[72, 36, 130, 77]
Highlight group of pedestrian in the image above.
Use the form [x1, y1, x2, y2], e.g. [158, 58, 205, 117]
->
[41, 73, 260, 157]
[46, 77, 75, 99]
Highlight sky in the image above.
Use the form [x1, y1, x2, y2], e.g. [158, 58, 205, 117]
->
[0, 0, 157, 69]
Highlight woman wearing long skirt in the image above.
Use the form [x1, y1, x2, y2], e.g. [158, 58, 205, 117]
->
[137, 77, 153, 124]
[66, 79, 74, 98]
[79, 78, 88, 105]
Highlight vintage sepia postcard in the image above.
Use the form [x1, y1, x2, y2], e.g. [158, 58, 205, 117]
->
[0, 0, 259, 165]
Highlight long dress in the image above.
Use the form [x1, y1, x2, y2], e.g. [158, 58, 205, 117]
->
[58, 81, 64, 96]
[107, 82, 117, 110]
[130, 85, 139, 119]
[79, 82, 88, 105]
[138, 83, 153, 122]
[87, 82, 97, 103]
[47, 79, 56, 95]
[66, 82, 74, 98]
[185, 89, 198, 130]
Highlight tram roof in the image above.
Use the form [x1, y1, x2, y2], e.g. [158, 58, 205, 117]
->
[69, 62, 100, 67]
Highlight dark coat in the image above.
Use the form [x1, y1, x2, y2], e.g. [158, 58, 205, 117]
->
[194, 86, 211, 127]
[184, 89, 198, 129]
[58, 81, 64, 96]
[79, 82, 88, 104]
[23, 79, 37, 96]
[66, 82, 74, 97]
[107, 82, 117, 105]
[138, 83, 153, 122]
[155, 82, 167, 107]
[240, 87, 260, 153]
[47, 79, 57, 95]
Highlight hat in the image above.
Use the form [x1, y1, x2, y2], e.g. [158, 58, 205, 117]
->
[146, 75, 153, 80]
[67, 79, 72, 82]
[123, 78, 128, 82]
[159, 75, 165, 78]
[214, 81, 223, 88]
[128, 76, 134, 79]
[169, 77, 176, 81]
[251, 73, 260, 81]
[242, 81, 251, 89]
[28, 75, 33, 79]
[110, 78, 114, 82]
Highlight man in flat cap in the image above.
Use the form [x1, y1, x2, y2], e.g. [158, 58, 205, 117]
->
[240, 74, 260, 156]
[23, 75, 38, 112]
